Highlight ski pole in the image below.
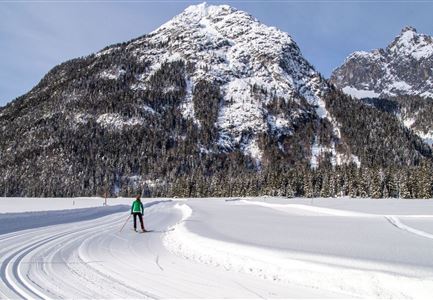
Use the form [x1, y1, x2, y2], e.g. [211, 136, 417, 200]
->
[120, 214, 132, 232]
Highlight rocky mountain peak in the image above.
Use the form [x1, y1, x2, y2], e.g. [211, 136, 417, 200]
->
[152, 2, 260, 40]
[177, 2, 241, 20]
[331, 26, 433, 100]
[331, 26, 433, 148]
[400, 26, 417, 34]
[387, 26, 433, 60]
[120, 2, 335, 162]
[390, 26, 418, 49]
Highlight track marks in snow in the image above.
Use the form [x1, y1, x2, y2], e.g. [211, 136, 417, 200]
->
[3, 198, 433, 298]
[0, 212, 153, 299]
[234, 199, 371, 216]
[0, 200, 199, 299]
[235, 199, 433, 242]
[234, 199, 433, 219]
[155, 255, 164, 271]
[1, 232, 67, 299]
[385, 216, 433, 240]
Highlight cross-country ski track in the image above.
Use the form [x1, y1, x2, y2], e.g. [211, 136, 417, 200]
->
[1, 197, 433, 298]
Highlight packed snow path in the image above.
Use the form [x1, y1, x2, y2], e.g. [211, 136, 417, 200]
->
[0, 200, 340, 298]
[1, 197, 433, 298]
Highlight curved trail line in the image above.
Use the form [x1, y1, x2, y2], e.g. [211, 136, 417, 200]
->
[236, 200, 372, 216]
[3, 201, 309, 299]
[234, 199, 433, 218]
[235, 200, 433, 241]
[385, 216, 433, 240]
[1, 230, 79, 299]
[0, 211, 137, 299]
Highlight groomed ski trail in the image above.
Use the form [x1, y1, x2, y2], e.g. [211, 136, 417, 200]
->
[0, 200, 342, 299]
[0, 211, 155, 299]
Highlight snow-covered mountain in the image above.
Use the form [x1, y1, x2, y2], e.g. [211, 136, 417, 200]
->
[331, 26, 433, 146]
[0, 4, 430, 197]
[106, 3, 339, 162]
[331, 26, 433, 99]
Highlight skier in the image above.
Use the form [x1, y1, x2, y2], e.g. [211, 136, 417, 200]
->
[131, 195, 148, 232]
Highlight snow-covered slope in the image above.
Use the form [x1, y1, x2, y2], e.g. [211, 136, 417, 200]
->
[1, 197, 433, 298]
[331, 26, 433, 146]
[118, 3, 341, 161]
[331, 26, 433, 99]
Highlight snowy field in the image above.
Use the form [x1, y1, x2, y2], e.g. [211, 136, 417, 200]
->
[1, 197, 433, 298]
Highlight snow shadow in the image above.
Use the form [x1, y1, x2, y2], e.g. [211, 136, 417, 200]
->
[0, 205, 129, 235]
[143, 200, 173, 209]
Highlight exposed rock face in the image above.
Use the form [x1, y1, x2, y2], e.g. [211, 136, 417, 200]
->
[121, 3, 336, 152]
[331, 26, 433, 147]
[331, 26, 433, 99]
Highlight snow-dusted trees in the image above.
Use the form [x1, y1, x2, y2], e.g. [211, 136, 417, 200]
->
[414, 162, 432, 198]
[1, 52, 433, 199]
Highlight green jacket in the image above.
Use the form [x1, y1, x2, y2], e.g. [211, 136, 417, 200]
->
[131, 200, 144, 214]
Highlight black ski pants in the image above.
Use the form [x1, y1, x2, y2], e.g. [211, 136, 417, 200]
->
[133, 213, 145, 230]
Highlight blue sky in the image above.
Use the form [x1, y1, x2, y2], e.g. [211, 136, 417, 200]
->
[1, 0, 433, 106]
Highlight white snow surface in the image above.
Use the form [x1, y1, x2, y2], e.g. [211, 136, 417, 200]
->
[342, 86, 380, 99]
[403, 116, 416, 128]
[416, 130, 433, 146]
[2, 196, 433, 298]
[310, 138, 360, 169]
[242, 138, 262, 166]
[99, 68, 126, 80]
[96, 113, 143, 129]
